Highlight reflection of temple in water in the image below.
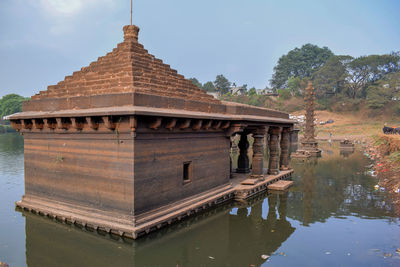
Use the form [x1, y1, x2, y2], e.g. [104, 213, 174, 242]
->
[340, 148, 355, 158]
[230, 193, 295, 266]
[23, 192, 295, 267]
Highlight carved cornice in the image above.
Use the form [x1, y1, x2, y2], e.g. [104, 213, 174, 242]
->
[9, 114, 293, 136]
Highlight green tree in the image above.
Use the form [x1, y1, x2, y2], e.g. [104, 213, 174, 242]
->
[271, 44, 334, 89]
[366, 72, 400, 109]
[287, 76, 308, 96]
[345, 54, 399, 99]
[202, 81, 216, 92]
[0, 94, 29, 118]
[189, 78, 202, 89]
[214, 75, 231, 94]
[312, 56, 349, 98]
[248, 87, 257, 96]
[277, 89, 291, 100]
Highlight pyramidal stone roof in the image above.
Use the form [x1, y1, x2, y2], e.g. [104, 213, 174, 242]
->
[20, 25, 290, 120]
[27, 25, 220, 111]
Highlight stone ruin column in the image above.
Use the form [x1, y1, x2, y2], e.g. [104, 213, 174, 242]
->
[280, 127, 291, 170]
[268, 127, 282, 175]
[237, 133, 250, 173]
[251, 128, 267, 177]
[300, 81, 321, 156]
[229, 136, 236, 178]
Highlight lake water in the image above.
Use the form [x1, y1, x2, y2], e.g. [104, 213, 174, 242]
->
[0, 133, 399, 266]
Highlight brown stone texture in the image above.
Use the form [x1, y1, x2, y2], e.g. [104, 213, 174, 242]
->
[27, 25, 217, 111]
[21, 25, 290, 121]
[237, 134, 250, 173]
[23, 134, 134, 216]
[10, 24, 297, 238]
[279, 127, 291, 170]
[251, 130, 266, 176]
[300, 81, 321, 156]
[133, 123, 230, 214]
[268, 127, 282, 175]
[304, 81, 316, 142]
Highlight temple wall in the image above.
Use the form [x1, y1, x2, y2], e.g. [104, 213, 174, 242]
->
[23, 131, 134, 213]
[133, 129, 230, 214]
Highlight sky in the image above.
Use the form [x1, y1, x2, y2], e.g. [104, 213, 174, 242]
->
[0, 0, 399, 97]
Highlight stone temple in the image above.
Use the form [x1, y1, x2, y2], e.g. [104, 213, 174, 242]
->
[10, 25, 297, 239]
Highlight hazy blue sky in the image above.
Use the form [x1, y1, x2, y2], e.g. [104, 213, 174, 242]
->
[0, 0, 399, 97]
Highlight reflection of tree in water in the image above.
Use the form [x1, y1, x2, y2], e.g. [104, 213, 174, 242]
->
[23, 193, 295, 267]
[287, 148, 397, 225]
[0, 133, 23, 154]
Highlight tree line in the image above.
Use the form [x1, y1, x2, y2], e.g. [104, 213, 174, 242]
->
[0, 94, 29, 133]
[189, 75, 233, 94]
[191, 44, 400, 114]
[270, 44, 400, 112]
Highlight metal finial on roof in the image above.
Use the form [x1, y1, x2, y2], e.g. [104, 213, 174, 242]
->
[131, 0, 133, 25]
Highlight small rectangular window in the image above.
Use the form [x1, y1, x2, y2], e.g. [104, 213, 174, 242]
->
[183, 161, 192, 183]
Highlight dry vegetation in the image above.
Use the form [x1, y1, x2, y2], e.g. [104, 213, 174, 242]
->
[292, 110, 398, 141]
[370, 134, 400, 216]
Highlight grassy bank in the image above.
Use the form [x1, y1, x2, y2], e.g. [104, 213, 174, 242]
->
[293, 110, 398, 141]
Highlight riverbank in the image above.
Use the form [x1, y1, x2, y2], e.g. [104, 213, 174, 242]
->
[365, 135, 400, 216]
[293, 110, 400, 215]
[292, 110, 396, 142]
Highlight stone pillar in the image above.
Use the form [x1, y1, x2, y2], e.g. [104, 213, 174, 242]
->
[290, 128, 299, 144]
[280, 127, 291, 170]
[251, 128, 266, 177]
[237, 133, 250, 173]
[230, 137, 233, 178]
[289, 128, 299, 153]
[268, 127, 281, 175]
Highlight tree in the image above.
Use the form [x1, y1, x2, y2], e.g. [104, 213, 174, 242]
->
[345, 54, 399, 99]
[277, 89, 291, 100]
[312, 56, 349, 98]
[287, 76, 309, 96]
[366, 72, 400, 109]
[271, 44, 334, 89]
[189, 78, 202, 89]
[0, 94, 29, 118]
[203, 81, 216, 92]
[214, 75, 231, 94]
[248, 87, 257, 96]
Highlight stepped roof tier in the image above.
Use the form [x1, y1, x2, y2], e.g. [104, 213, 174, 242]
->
[11, 25, 292, 123]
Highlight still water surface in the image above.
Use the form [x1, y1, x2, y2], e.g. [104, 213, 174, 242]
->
[0, 133, 399, 266]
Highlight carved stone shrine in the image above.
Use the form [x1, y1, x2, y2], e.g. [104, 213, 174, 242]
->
[298, 81, 321, 157]
[9, 24, 297, 239]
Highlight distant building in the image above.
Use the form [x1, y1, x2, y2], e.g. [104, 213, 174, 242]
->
[230, 86, 246, 96]
[256, 89, 264, 95]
